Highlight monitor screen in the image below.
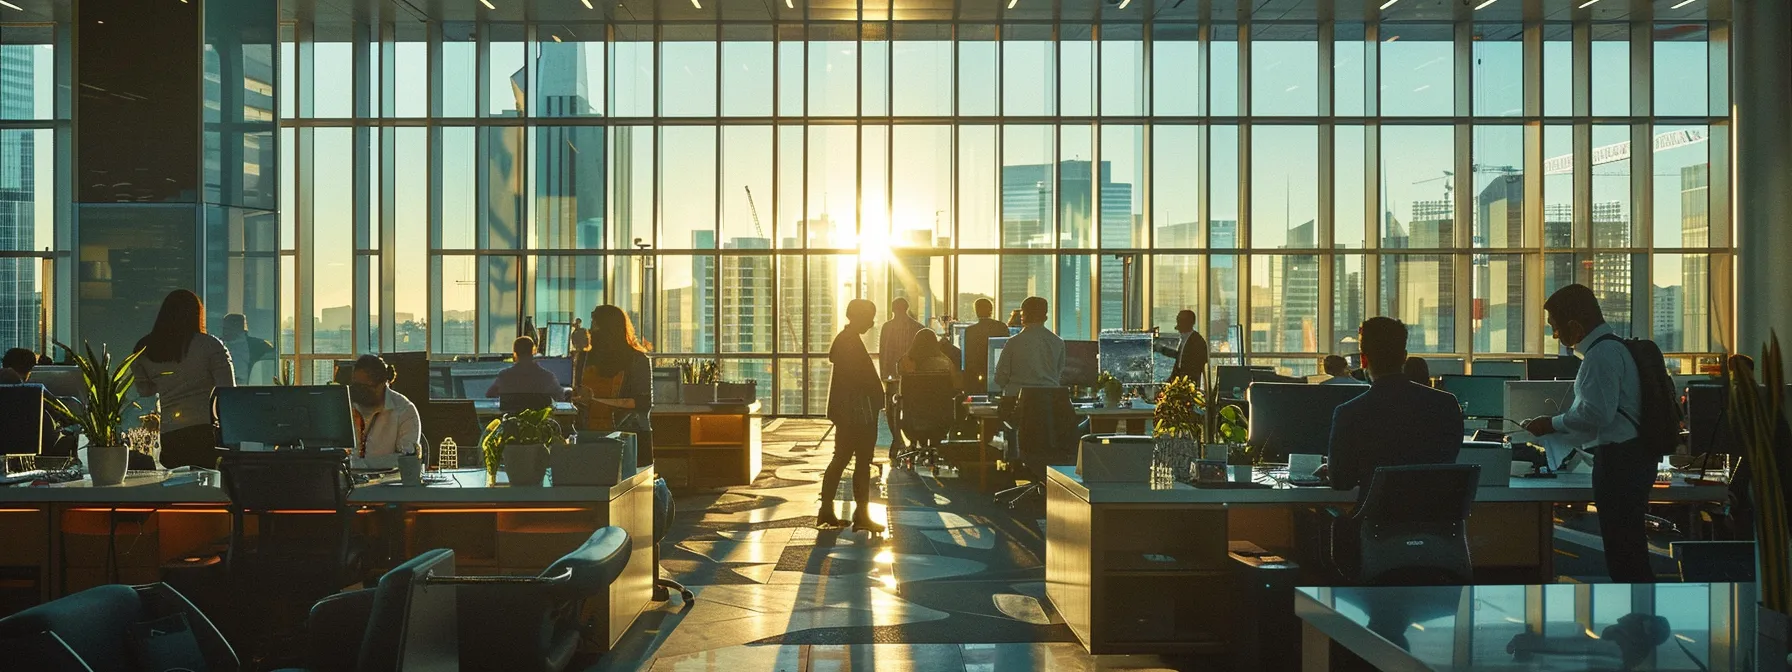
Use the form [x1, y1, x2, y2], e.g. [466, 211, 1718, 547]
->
[1153, 335, 1181, 382]
[24, 365, 85, 401]
[1525, 357, 1582, 381]
[1473, 360, 1526, 378]
[1063, 340, 1100, 388]
[986, 337, 1008, 393]
[1009, 326, 1022, 337]
[215, 385, 356, 450]
[1245, 382, 1370, 462]
[1097, 332, 1155, 386]
[0, 384, 44, 455]
[1685, 382, 1742, 456]
[1504, 380, 1576, 444]
[1438, 374, 1517, 418]
[1216, 365, 1272, 399]
[950, 323, 971, 366]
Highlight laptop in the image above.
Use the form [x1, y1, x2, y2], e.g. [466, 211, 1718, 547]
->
[1455, 441, 1513, 488]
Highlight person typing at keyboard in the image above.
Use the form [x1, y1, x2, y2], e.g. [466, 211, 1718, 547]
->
[1326, 317, 1465, 494]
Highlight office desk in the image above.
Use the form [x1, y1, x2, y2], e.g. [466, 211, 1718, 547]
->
[0, 467, 656, 649]
[651, 402, 764, 488]
[1043, 466, 1729, 656]
[967, 401, 1157, 438]
[1296, 583, 1754, 671]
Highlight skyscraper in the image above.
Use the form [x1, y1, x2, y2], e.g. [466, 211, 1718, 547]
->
[0, 46, 38, 352]
[531, 42, 608, 328]
[1381, 201, 1455, 352]
[1476, 174, 1527, 353]
[1266, 220, 1319, 352]
[1681, 163, 1711, 352]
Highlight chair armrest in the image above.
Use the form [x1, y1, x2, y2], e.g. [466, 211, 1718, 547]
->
[132, 583, 239, 672]
[305, 589, 376, 672]
[423, 568, 572, 586]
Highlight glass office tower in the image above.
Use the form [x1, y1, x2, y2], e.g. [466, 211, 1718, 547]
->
[0, 1, 1734, 414]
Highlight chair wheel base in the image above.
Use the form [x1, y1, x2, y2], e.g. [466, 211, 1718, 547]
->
[655, 579, 694, 605]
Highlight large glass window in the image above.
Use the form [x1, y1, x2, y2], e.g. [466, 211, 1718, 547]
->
[262, 11, 1735, 411]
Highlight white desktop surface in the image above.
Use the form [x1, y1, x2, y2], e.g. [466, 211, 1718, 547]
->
[0, 465, 654, 504]
[1046, 465, 1729, 505]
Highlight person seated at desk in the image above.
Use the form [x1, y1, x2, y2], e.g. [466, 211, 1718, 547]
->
[1326, 317, 1464, 492]
[1, 347, 35, 384]
[993, 296, 1064, 397]
[349, 354, 422, 469]
[1321, 355, 1367, 386]
[487, 335, 567, 399]
[1403, 356, 1434, 387]
[899, 330, 962, 391]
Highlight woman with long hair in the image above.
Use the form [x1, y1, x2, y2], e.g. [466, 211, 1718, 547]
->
[899, 329, 962, 390]
[577, 304, 655, 467]
[131, 289, 236, 469]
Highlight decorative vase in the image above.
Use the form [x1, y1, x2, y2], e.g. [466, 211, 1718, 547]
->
[503, 444, 550, 487]
[87, 444, 129, 486]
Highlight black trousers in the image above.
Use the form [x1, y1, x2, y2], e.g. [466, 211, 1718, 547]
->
[160, 424, 220, 470]
[822, 421, 877, 518]
[1592, 442, 1658, 583]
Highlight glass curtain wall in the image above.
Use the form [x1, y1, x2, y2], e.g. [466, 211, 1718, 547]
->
[0, 23, 66, 357]
[275, 5, 1734, 414]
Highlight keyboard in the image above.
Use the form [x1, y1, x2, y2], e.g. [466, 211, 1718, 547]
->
[0, 470, 46, 486]
[1285, 475, 1329, 487]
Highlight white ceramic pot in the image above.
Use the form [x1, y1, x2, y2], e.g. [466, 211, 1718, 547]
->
[87, 444, 129, 486]
[503, 444, 549, 487]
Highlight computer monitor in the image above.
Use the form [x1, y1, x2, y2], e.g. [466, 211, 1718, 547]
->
[1009, 326, 1022, 337]
[0, 385, 44, 455]
[24, 365, 85, 401]
[1438, 374, 1517, 419]
[215, 385, 356, 450]
[1685, 381, 1743, 456]
[1250, 368, 1305, 386]
[1216, 365, 1272, 399]
[1245, 382, 1370, 462]
[1097, 332, 1155, 386]
[1424, 357, 1468, 377]
[1671, 374, 1715, 398]
[986, 336, 1009, 393]
[1504, 380, 1576, 444]
[1063, 340, 1100, 388]
[1525, 357, 1581, 381]
[1473, 360, 1526, 378]
[950, 323, 971, 366]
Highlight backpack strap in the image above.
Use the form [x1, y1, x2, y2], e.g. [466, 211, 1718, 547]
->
[1589, 333, 1642, 431]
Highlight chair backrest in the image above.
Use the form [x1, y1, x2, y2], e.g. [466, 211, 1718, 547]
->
[1673, 541, 1756, 582]
[1016, 386, 1080, 466]
[219, 449, 353, 513]
[1350, 463, 1481, 585]
[542, 526, 633, 599]
[359, 548, 458, 672]
[498, 392, 558, 416]
[899, 372, 958, 438]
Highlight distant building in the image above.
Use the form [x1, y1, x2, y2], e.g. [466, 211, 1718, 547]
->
[0, 46, 39, 351]
[1681, 163, 1712, 352]
[1653, 284, 1682, 352]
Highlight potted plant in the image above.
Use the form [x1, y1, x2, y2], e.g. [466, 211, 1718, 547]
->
[1218, 404, 1254, 481]
[43, 342, 143, 486]
[1096, 371, 1124, 408]
[480, 407, 566, 487]
[1726, 335, 1792, 667]
[1152, 377, 1205, 481]
[678, 360, 720, 404]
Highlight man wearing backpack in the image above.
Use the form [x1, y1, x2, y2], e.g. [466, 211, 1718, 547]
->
[1523, 283, 1668, 584]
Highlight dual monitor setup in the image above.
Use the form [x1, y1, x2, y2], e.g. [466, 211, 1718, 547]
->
[0, 384, 359, 461]
[964, 328, 1170, 394]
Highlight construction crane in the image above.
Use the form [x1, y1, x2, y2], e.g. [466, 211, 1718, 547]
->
[743, 185, 768, 239]
[1411, 164, 1521, 200]
[744, 185, 801, 351]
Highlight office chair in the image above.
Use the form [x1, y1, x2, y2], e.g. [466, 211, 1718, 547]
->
[295, 549, 460, 672]
[894, 372, 958, 473]
[442, 528, 632, 671]
[1332, 463, 1481, 585]
[499, 392, 560, 416]
[218, 449, 368, 653]
[994, 386, 1084, 509]
[0, 583, 239, 672]
[1672, 541, 1756, 582]
[652, 477, 696, 605]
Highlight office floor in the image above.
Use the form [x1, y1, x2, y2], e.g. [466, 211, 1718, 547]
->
[586, 419, 1185, 672]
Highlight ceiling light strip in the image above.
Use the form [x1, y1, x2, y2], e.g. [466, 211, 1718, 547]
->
[1474, 0, 1499, 9]
[1577, 0, 1601, 7]
[478, 0, 495, 9]
[0, 0, 23, 9]
[1379, 0, 1397, 9]
[1670, 0, 1696, 7]
[581, 0, 593, 8]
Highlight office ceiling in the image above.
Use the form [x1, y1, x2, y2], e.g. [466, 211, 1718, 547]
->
[0, 0, 1726, 27]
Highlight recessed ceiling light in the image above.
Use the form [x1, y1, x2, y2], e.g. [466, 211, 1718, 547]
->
[1117, 0, 1131, 8]
[0, 0, 21, 9]
[1474, 0, 1498, 8]
[1670, 0, 1696, 7]
[1379, 0, 1398, 9]
[580, 0, 593, 7]
[478, 0, 494, 8]
[1577, 0, 1600, 7]
[785, 0, 793, 7]
[690, 0, 700, 7]
[1007, 0, 1018, 8]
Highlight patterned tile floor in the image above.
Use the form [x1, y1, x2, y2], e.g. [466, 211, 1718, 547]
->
[584, 419, 1188, 672]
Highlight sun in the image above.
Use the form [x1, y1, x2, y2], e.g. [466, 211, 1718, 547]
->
[853, 227, 895, 264]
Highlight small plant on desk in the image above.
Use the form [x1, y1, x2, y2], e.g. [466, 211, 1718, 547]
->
[1218, 404, 1256, 466]
[1095, 372, 1123, 406]
[480, 407, 567, 483]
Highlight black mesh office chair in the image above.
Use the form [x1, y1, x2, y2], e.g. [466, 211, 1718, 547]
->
[994, 386, 1084, 509]
[218, 449, 369, 658]
[499, 392, 560, 416]
[1333, 463, 1481, 585]
[895, 372, 958, 473]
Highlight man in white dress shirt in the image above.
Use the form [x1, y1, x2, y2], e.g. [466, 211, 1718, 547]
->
[1522, 284, 1651, 583]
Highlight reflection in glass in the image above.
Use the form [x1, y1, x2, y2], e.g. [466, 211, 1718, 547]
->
[1380, 25, 1453, 117]
[1472, 25, 1523, 117]
[1250, 25, 1317, 116]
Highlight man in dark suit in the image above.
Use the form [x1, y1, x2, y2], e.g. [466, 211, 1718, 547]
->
[1158, 309, 1208, 387]
[1326, 316, 1464, 493]
[962, 298, 1010, 393]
